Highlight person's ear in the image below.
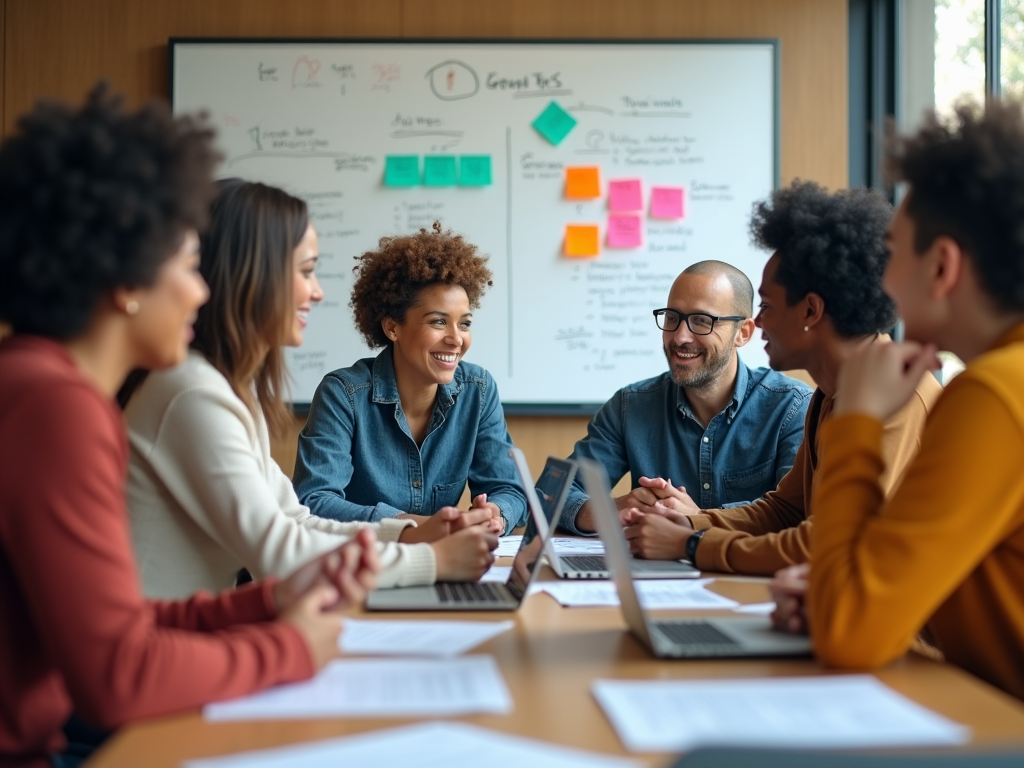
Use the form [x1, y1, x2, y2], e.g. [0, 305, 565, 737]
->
[733, 317, 756, 348]
[381, 317, 400, 343]
[803, 292, 826, 330]
[929, 236, 963, 300]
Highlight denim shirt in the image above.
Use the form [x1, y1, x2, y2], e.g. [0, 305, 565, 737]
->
[293, 347, 527, 532]
[561, 360, 813, 535]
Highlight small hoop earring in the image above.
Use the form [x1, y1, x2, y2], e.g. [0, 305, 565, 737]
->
[125, 300, 140, 316]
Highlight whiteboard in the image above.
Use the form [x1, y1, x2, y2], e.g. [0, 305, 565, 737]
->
[171, 39, 778, 411]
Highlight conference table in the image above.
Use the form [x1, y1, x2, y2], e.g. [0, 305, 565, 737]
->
[89, 567, 1024, 767]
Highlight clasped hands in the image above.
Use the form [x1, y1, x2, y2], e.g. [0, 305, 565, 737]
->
[614, 476, 700, 560]
[396, 494, 501, 581]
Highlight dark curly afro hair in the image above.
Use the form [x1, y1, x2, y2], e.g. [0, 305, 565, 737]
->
[351, 222, 493, 348]
[887, 99, 1024, 313]
[749, 180, 897, 338]
[0, 82, 219, 339]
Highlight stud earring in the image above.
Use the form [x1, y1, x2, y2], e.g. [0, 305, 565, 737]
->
[125, 300, 140, 316]
[803, 325, 809, 332]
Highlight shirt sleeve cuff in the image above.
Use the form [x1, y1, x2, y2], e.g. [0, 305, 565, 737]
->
[687, 514, 714, 531]
[375, 517, 416, 542]
[559, 496, 597, 536]
[370, 501, 408, 522]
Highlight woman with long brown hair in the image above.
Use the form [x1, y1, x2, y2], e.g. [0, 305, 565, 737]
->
[124, 179, 495, 600]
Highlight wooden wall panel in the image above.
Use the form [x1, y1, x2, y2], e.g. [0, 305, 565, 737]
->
[3, 0, 401, 132]
[5, 0, 846, 487]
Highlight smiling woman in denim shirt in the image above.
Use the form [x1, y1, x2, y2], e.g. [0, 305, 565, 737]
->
[293, 223, 527, 536]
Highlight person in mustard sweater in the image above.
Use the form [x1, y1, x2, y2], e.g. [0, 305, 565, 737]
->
[0, 85, 378, 768]
[622, 181, 942, 575]
[795, 100, 1024, 701]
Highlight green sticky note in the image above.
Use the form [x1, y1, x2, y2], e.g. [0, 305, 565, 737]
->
[384, 155, 420, 186]
[532, 101, 577, 146]
[459, 155, 492, 186]
[424, 155, 458, 186]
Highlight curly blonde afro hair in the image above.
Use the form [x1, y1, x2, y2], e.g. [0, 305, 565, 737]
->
[350, 221, 493, 348]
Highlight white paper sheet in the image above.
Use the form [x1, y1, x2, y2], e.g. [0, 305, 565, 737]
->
[339, 619, 514, 657]
[496, 535, 605, 558]
[496, 535, 524, 557]
[732, 601, 776, 615]
[480, 565, 512, 582]
[204, 656, 511, 721]
[592, 675, 971, 752]
[184, 721, 640, 768]
[551, 537, 605, 554]
[537, 579, 739, 609]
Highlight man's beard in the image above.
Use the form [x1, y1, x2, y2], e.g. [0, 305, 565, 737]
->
[664, 338, 735, 392]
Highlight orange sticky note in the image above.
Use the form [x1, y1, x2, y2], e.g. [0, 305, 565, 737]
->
[564, 224, 600, 257]
[565, 166, 601, 199]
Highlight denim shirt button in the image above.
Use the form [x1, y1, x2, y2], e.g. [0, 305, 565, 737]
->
[412, 480, 422, 488]
[703, 482, 710, 490]
[702, 436, 709, 443]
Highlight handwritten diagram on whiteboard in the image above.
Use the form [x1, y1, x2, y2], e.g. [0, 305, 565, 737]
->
[171, 40, 778, 408]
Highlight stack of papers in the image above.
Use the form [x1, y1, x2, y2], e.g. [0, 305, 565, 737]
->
[537, 579, 739, 609]
[184, 722, 639, 768]
[339, 619, 514, 657]
[592, 675, 971, 752]
[204, 656, 511, 721]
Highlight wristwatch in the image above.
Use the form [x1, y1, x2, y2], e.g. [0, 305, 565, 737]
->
[685, 529, 706, 565]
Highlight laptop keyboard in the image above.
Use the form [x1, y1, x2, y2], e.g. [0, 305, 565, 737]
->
[563, 555, 607, 571]
[435, 582, 507, 603]
[656, 620, 741, 647]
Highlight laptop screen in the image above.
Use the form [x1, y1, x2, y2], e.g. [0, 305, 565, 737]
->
[534, 461, 572, 527]
[506, 504, 545, 600]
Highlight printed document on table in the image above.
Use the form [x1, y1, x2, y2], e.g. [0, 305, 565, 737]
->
[496, 536, 605, 557]
[205, 656, 511, 721]
[592, 675, 971, 752]
[480, 565, 512, 583]
[538, 579, 738, 609]
[339, 619, 513, 657]
[731, 602, 775, 615]
[184, 721, 640, 768]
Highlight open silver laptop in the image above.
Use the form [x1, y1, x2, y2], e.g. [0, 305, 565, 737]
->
[511, 452, 699, 580]
[579, 459, 812, 659]
[366, 458, 554, 612]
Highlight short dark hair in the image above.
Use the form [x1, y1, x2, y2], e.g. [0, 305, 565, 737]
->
[886, 99, 1024, 313]
[194, 179, 308, 439]
[750, 180, 897, 337]
[351, 222, 493, 349]
[681, 259, 754, 317]
[0, 82, 219, 339]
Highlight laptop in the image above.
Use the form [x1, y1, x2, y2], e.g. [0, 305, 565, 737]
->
[578, 458, 812, 659]
[365, 456, 556, 612]
[510, 451, 700, 580]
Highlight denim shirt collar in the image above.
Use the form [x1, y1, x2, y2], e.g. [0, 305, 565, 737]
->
[370, 346, 461, 409]
[675, 354, 748, 421]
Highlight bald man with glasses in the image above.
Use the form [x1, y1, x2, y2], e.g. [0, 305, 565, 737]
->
[560, 260, 813, 544]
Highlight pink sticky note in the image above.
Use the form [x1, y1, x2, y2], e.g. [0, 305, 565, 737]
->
[651, 186, 685, 219]
[607, 214, 642, 248]
[608, 179, 643, 212]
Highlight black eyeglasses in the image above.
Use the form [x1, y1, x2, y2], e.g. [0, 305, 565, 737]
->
[652, 308, 746, 335]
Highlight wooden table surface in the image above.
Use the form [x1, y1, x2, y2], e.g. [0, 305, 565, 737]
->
[88, 570, 1024, 767]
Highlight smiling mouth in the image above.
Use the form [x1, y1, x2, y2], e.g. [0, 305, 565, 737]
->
[672, 349, 703, 361]
[431, 352, 459, 363]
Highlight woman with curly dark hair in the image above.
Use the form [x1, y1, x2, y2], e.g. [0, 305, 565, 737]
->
[123, 181, 495, 600]
[293, 223, 527, 538]
[0, 86, 377, 768]
[623, 180, 942, 579]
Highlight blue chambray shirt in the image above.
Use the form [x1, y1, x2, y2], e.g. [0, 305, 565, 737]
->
[293, 347, 527, 531]
[560, 360, 813, 535]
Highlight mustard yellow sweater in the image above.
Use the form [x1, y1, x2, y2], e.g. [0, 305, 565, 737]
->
[810, 322, 1024, 700]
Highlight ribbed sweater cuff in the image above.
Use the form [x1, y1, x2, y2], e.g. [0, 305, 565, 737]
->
[376, 517, 415, 542]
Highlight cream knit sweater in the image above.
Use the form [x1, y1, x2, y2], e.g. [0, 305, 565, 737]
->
[125, 352, 436, 599]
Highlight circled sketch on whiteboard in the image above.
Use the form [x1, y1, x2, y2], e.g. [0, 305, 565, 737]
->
[426, 60, 480, 101]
